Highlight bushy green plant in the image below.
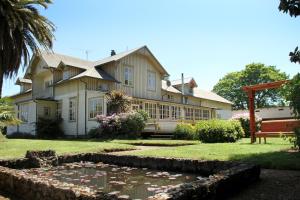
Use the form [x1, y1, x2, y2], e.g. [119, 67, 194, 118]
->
[173, 123, 195, 140]
[287, 73, 300, 119]
[106, 90, 131, 114]
[195, 119, 244, 143]
[6, 132, 35, 139]
[36, 117, 64, 139]
[94, 111, 149, 139]
[88, 128, 103, 139]
[231, 113, 261, 137]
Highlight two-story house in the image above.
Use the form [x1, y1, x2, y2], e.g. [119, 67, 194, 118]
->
[7, 45, 232, 136]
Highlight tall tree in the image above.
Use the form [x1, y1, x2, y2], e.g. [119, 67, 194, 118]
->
[213, 63, 288, 110]
[0, 0, 55, 97]
[279, 0, 300, 63]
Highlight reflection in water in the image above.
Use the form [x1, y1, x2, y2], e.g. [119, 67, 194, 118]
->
[26, 162, 199, 199]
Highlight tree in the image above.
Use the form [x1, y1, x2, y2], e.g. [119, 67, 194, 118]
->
[106, 90, 132, 114]
[0, 0, 55, 97]
[279, 0, 300, 63]
[213, 63, 288, 110]
[0, 97, 20, 140]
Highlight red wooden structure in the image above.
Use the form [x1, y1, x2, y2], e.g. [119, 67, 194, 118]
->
[242, 80, 289, 143]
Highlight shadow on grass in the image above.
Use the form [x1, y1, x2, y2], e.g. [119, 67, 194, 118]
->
[229, 150, 300, 170]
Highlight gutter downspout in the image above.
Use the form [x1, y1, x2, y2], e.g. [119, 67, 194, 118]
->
[181, 73, 185, 104]
[79, 78, 88, 137]
[76, 81, 79, 138]
[33, 100, 38, 135]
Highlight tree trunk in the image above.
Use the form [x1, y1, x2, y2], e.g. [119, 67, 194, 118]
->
[0, 68, 3, 98]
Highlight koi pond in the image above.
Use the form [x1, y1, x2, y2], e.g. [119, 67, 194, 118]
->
[0, 151, 261, 200]
[25, 162, 199, 199]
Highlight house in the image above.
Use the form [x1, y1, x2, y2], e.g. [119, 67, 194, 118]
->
[7, 45, 232, 137]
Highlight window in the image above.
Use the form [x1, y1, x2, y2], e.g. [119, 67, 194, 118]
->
[184, 97, 188, 104]
[56, 100, 62, 119]
[44, 107, 51, 117]
[185, 107, 194, 120]
[88, 97, 103, 119]
[69, 97, 77, 121]
[159, 105, 170, 119]
[63, 70, 69, 80]
[194, 109, 202, 120]
[203, 110, 210, 120]
[167, 95, 174, 101]
[171, 106, 181, 120]
[145, 102, 157, 119]
[147, 71, 156, 91]
[124, 66, 133, 86]
[19, 104, 28, 123]
[44, 80, 52, 89]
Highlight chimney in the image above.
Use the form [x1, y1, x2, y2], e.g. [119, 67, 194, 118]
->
[111, 50, 116, 56]
[181, 73, 185, 103]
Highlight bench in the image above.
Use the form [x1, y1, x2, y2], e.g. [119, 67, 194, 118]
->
[255, 119, 300, 144]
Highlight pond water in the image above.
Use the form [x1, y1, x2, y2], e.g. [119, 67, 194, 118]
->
[26, 162, 200, 199]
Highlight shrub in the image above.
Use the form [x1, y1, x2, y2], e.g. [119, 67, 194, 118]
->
[36, 117, 64, 139]
[195, 119, 244, 143]
[94, 110, 149, 139]
[88, 128, 103, 139]
[286, 73, 300, 119]
[6, 132, 35, 139]
[295, 128, 300, 149]
[173, 123, 195, 140]
[231, 113, 261, 137]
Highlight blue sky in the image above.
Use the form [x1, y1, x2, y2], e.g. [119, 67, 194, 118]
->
[3, 0, 300, 96]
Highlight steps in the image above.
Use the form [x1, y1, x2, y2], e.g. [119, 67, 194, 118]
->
[149, 133, 173, 139]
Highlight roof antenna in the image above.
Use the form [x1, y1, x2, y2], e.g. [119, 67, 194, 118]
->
[85, 50, 89, 60]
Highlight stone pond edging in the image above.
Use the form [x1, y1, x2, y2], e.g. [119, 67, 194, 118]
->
[0, 151, 260, 200]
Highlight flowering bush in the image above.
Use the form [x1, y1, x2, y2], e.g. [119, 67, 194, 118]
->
[90, 110, 149, 139]
[231, 113, 261, 138]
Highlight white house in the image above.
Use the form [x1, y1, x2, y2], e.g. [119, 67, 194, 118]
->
[7, 46, 232, 137]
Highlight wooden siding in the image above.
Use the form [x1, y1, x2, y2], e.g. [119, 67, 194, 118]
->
[102, 53, 163, 100]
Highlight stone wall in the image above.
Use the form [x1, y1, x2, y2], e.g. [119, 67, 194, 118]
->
[0, 152, 260, 200]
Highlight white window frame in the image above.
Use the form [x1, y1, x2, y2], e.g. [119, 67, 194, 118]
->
[185, 107, 194, 120]
[194, 109, 202, 120]
[88, 97, 104, 120]
[56, 100, 62, 119]
[124, 65, 134, 86]
[203, 110, 210, 120]
[159, 104, 170, 119]
[145, 102, 157, 119]
[19, 104, 28, 123]
[147, 70, 156, 91]
[69, 97, 77, 121]
[171, 106, 181, 120]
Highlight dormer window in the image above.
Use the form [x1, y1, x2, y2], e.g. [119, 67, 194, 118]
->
[189, 87, 193, 94]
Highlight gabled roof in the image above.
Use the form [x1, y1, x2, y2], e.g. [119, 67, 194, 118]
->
[94, 45, 169, 75]
[15, 78, 32, 85]
[161, 80, 181, 94]
[40, 51, 94, 69]
[192, 88, 233, 104]
[70, 67, 118, 82]
[171, 77, 198, 87]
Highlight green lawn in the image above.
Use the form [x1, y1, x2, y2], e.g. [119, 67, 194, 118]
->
[0, 139, 134, 159]
[112, 139, 199, 146]
[129, 138, 300, 170]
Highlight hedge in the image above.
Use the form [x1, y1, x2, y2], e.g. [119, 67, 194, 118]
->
[195, 119, 244, 143]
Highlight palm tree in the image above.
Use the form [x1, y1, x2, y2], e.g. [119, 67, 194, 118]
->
[0, 0, 55, 97]
[106, 90, 132, 114]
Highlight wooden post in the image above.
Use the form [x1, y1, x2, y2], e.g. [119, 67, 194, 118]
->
[248, 90, 256, 143]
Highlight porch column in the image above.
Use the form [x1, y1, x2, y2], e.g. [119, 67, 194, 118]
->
[248, 90, 256, 143]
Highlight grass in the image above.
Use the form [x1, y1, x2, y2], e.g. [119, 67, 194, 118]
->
[129, 138, 300, 170]
[112, 139, 199, 146]
[0, 139, 134, 159]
